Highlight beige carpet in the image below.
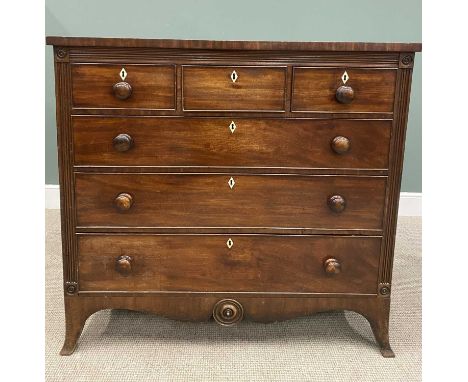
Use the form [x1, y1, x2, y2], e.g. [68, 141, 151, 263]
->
[45, 210, 421, 382]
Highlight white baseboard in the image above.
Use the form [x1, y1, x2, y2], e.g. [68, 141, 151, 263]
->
[45, 185, 422, 216]
[45, 185, 60, 209]
[398, 192, 422, 216]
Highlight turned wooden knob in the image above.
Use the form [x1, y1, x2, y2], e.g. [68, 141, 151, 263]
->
[328, 194, 346, 213]
[213, 299, 244, 326]
[336, 85, 354, 104]
[324, 258, 341, 275]
[114, 193, 133, 211]
[116, 255, 133, 276]
[112, 81, 132, 100]
[331, 136, 351, 154]
[113, 133, 134, 152]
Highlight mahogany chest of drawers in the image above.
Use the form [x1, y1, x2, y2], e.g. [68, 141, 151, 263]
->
[46, 37, 421, 357]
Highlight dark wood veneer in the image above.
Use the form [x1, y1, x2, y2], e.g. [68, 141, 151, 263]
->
[292, 68, 396, 112]
[47, 37, 420, 358]
[54, 55, 79, 289]
[46, 36, 422, 52]
[71, 64, 175, 110]
[75, 173, 386, 229]
[60, 294, 393, 356]
[182, 66, 286, 111]
[73, 117, 391, 169]
[380, 67, 414, 285]
[78, 234, 380, 294]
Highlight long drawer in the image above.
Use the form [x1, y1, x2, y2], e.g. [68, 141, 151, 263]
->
[78, 234, 381, 294]
[73, 117, 391, 169]
[75, 174, 386, 229]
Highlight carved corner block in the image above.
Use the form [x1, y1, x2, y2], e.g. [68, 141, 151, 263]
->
[65, 281, 78, 295]
[54, 47, 69, 62]
[378, 283, 391, 297]
[399, 52, 415, 68]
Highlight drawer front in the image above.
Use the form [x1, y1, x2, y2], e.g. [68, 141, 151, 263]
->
[292, 68, 396, 113]
[71, 64, 175, 109]
[78, 234, 380, 294]
[182, 66, 286, 111]
[73, 117, 391, 169]
[75, 174, 386, 229]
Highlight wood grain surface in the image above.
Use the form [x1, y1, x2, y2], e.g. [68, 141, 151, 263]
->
[46, 36, 422, 52]
[292, 68, 397, 113]
[182, 66, 286, 111]
[75, 173, 386, 229]
[71, 64, 175, 109]
[78, 234, 381, 294]
[73, 117, 391, 169]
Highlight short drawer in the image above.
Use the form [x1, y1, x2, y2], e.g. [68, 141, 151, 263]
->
[182, 66, 286, 111]
[71, 64, 175, 109]
[78, 234, 381, 294]
[75, 174, 386, 229]
[73, 117, 391, 169]
[292, 68, 396, 113]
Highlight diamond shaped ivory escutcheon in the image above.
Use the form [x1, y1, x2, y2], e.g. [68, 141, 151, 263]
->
[228, 177, 235, 189]
[229, 121, 237, 133]
[341, 71, 349, 84]
[226, 238, 234, 249]
[231, 70, 238, 82]
[120, 68, 127, 81]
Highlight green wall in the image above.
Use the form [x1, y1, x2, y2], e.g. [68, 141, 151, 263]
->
[45, 0, 421, 192]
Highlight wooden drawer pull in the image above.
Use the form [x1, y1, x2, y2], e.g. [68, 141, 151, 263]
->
[112, 81, 133, 100]
[213, 299, 244, 326]
[327, 194, 346, 213]
[331, 136, 351, 154]
[324, 258, 341, 275]
[114, 192, 133, 211]
[113, 133, 134, 152]
[335, 85, 354, 104]
[115, 255, 133, 276]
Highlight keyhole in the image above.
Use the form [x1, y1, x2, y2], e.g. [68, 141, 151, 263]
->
[231, 70, 238, 82]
